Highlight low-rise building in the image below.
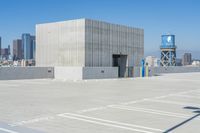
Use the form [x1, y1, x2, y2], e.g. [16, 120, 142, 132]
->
[192, 60, 200, 66]
[145, 56, 160, 67]
[182, 53, 192, 66]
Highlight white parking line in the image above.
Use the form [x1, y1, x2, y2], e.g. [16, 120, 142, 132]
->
[0, 84, 20, 87]
[145, 99, 200, 107]
[9, 89, 200, 128]
[20, 82, 49, 85]
[119, 90, 200, 105]
[76, 90, 199, 114]
[76, 106, 108, 113]
[9, 116, 55, 127]
[0, 128, 19, 133]
[58, 113, 163, 133]
[173, 94, 200, 100]
[110, 105, 195, 119]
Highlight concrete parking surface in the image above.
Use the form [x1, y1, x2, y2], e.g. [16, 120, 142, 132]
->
[1, 73, 200, 133]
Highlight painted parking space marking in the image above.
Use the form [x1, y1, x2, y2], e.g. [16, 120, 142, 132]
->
[109, 105, 198, 120]
[145, 99, 200, 107]
[173, 94, 200, 100]
[58, 113, 163, 133]
[0, 122, 45, 133]
[0, 128, 19, 133]
[7, 89, 200, 132]
[9, 116, 55, 127]
[0, 84, 20, 87]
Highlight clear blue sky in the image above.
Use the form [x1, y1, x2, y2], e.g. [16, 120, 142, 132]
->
[0, 0, 199, 57]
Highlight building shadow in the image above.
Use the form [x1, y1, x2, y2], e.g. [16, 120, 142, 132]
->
[163, 106, 200, 133]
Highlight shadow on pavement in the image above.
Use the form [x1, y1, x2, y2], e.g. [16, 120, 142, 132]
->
[163, 106, 200, 133]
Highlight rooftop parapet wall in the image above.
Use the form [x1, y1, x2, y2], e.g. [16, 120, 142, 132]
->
[0, 67, 54, 80]
[133, 66, 200, 77]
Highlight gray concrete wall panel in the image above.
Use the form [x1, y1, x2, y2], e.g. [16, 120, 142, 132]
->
[85, 19, 144, 67]
[36, 19, 85, 67]
[0, 67, 54, 80]
[133, 66, 200, 77]
[36, 19, 144, 68]
[83, 67, 118, 79]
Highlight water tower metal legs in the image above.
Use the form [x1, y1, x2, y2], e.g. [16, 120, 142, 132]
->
[160, 50, 176, 66]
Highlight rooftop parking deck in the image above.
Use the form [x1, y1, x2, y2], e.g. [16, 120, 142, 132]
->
[0, 73, 200, 133]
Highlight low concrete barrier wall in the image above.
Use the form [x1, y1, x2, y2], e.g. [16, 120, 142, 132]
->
[133, 66, 200, 77]
[0, 67, 54, 80]
[54, 67, 118, 80]
[54, 67, 83, 80]
[152, 66, 200, 75]
[83, 67, 118, 79]
[1, 66, 200, 80]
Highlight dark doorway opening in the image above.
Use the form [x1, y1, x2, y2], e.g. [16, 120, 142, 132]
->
[112, 54, 127, 77]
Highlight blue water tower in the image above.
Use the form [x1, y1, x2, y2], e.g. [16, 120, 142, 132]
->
[160, 35, 177, 66]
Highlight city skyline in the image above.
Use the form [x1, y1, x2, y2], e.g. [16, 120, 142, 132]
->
[0, 0, 200, 58]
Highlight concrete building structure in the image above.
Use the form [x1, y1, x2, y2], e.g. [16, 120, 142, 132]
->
[145, 56, 160, 67]
[192, 60, 200, 66]
[182, 53, 192, 66]
[36, 18, 144, 79]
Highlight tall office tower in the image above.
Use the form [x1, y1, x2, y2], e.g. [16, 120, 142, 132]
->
[22, 34, 36, 60]
[31, 36, 36, 59]
[8, 45, 10, 55]
[13, 39, 23, 60]
[22, 33, 31, 60]
[0, 36, 1, 58]
[182, 53, 192, 66]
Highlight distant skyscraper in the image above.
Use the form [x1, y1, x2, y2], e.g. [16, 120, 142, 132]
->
[8, 45, 10, 55]
[13, 39, 23, 60]
[22, 34, 36, 60]
[182, 53, 192, 66]
[22, 33, 31, 60]
[0, 36, 1, 58]
[31, 36, 36, 59]
[1, 48, 9, 60]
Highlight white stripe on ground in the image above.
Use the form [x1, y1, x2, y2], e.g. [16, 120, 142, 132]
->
[9, 116, 55, 127]
[110, 105, 194, 119]
[59, 115, 155, 133]
[145, 99, 200, 107]
[58, 113, 163, 132]
[173, 94, 200, 100]
[76, 91, 198, 114]
[0, 84, 20, 87]
[119, 90, 199, 105]
[0, 128, 19, 133]
[9, 89, 200, 127]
